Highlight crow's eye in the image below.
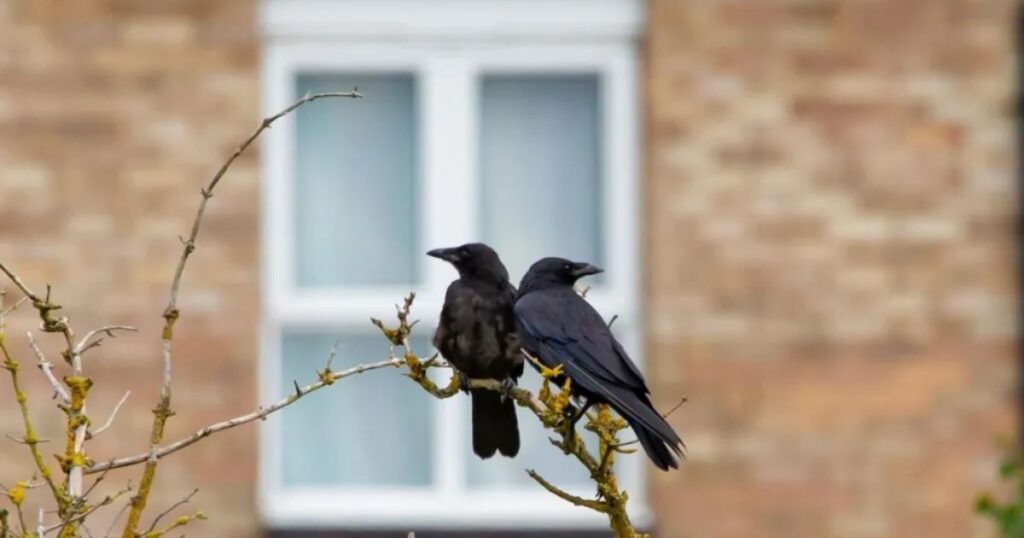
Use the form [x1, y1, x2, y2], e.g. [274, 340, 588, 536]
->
[563, 263, 572, 271]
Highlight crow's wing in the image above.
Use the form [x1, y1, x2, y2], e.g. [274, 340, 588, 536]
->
[514, 289, 647, 391]
[516, 289, 683, 469]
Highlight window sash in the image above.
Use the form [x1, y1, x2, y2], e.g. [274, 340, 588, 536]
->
[260, 40, 643, 528]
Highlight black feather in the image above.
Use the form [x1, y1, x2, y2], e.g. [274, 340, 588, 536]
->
[515, 257, 684, 470]
[430, 243, 523, 459]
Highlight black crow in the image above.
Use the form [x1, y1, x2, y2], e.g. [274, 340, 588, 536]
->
[429, 243, 523, 459]
[515, 257, 684, 471]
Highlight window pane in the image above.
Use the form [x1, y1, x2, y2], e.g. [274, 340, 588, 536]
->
[479, 75, 603, 282]
[279, 332, 433, 487]
[294, 73, 419, 288]
[465, 367, 605, 488]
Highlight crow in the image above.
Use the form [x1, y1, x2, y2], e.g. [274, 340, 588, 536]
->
[429, 243, 523, 459]
[514, 257, 684, 471]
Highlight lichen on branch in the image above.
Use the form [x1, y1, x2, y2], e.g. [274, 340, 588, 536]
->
[371, 293, 651, 538]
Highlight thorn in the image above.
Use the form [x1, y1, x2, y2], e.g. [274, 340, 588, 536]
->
[292, 380, 301, 397]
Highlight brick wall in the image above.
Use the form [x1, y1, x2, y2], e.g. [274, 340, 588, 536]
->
[0, 1, 261, 535]
[0, 0, 1019, 537]
[646, 1, 1019, 537]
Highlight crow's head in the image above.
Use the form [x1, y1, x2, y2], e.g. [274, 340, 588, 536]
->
[518, 257, 603, 293]
[427, 242, 510, 283]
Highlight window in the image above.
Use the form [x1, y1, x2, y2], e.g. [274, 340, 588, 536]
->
[259, 0, 645, 529]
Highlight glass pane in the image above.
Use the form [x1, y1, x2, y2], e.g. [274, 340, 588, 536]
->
[280, 332, 433, 487]
[294, 73, 419, 288]
[466, 367, 606, 488]
[479, 75, 603, 283]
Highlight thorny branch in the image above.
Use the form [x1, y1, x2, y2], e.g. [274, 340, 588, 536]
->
[86, 357, 401, 474]
[0, 89, 363, 538]
[144, 488, 198, 535]
[0, 291, 66, 517]
[74, 326, 137, 357]
[87, 391, 130, 439]
[26, 332, 70, 406]
[121, 89, 361, 538]
[45, 483, 132, 536]
[0, 256, 100, 536]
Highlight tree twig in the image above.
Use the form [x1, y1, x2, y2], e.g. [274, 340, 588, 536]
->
[88, 391, 130, 439]
[526, 470, 607, 512]
[120, 89, 361, 538]
[46, 483, 132, 535]
[103, 502, 130, 538]
[0, 265, 40, 302]
[74, 326, 137, 356]
[145, 489, 197, 534]
[0, 292, 66, 510]
[26, 332, 71, 406]
[0, 295, 27, 317]
[663, 396, 687, 419]
[87, 356, 400, 474]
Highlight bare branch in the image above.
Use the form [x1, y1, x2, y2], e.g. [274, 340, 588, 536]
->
[145, 510, 205, 538]
[66, 326, 89, 500]
[46, 482, 132, 535]
[82, 469, 110, 500]
[0, 264, 40, 302]
[0, 295, 27, 318]
[26, 332, 70, 406]
[74, 326, 137, 356]
[1, 295, 65, 509]
[663, 395, 687, 419]
[161, 89, 362, 321]
[88, 391, 130, 438]
[122, 89, 361, 538]
[5, 434, 50, 445]
[325, 337, 343, 371]
[145, 488, 198, 534]
[0, 269, 90, 527]
[88, 356, 401, 474]
[527, 469, 607, 512]
[103, 501, 130, 538]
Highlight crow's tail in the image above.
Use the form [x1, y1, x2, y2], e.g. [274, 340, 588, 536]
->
[623, 411, 683, 471]
[610, 390, 685, 471]
[471, 389, 520, 458]
[549, 355, 684, 470]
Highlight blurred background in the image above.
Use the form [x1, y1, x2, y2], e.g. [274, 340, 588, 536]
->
[0, 0, 1019, 537]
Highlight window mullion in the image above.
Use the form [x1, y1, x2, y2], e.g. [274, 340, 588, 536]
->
[421, 53, 478, 496]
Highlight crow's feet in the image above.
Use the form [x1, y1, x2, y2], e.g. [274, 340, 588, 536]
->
[499, 377, 517, 403]
[456, 371, 471, 394]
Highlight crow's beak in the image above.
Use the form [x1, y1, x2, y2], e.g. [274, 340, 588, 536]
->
[427, 247, 458, 263]
[571, 263, 603, 278]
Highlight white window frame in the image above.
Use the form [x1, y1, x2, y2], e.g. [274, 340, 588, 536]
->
[259, 0, 646, 530]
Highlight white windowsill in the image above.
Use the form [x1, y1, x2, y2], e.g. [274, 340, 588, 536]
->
[261, 489, 651, 529]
